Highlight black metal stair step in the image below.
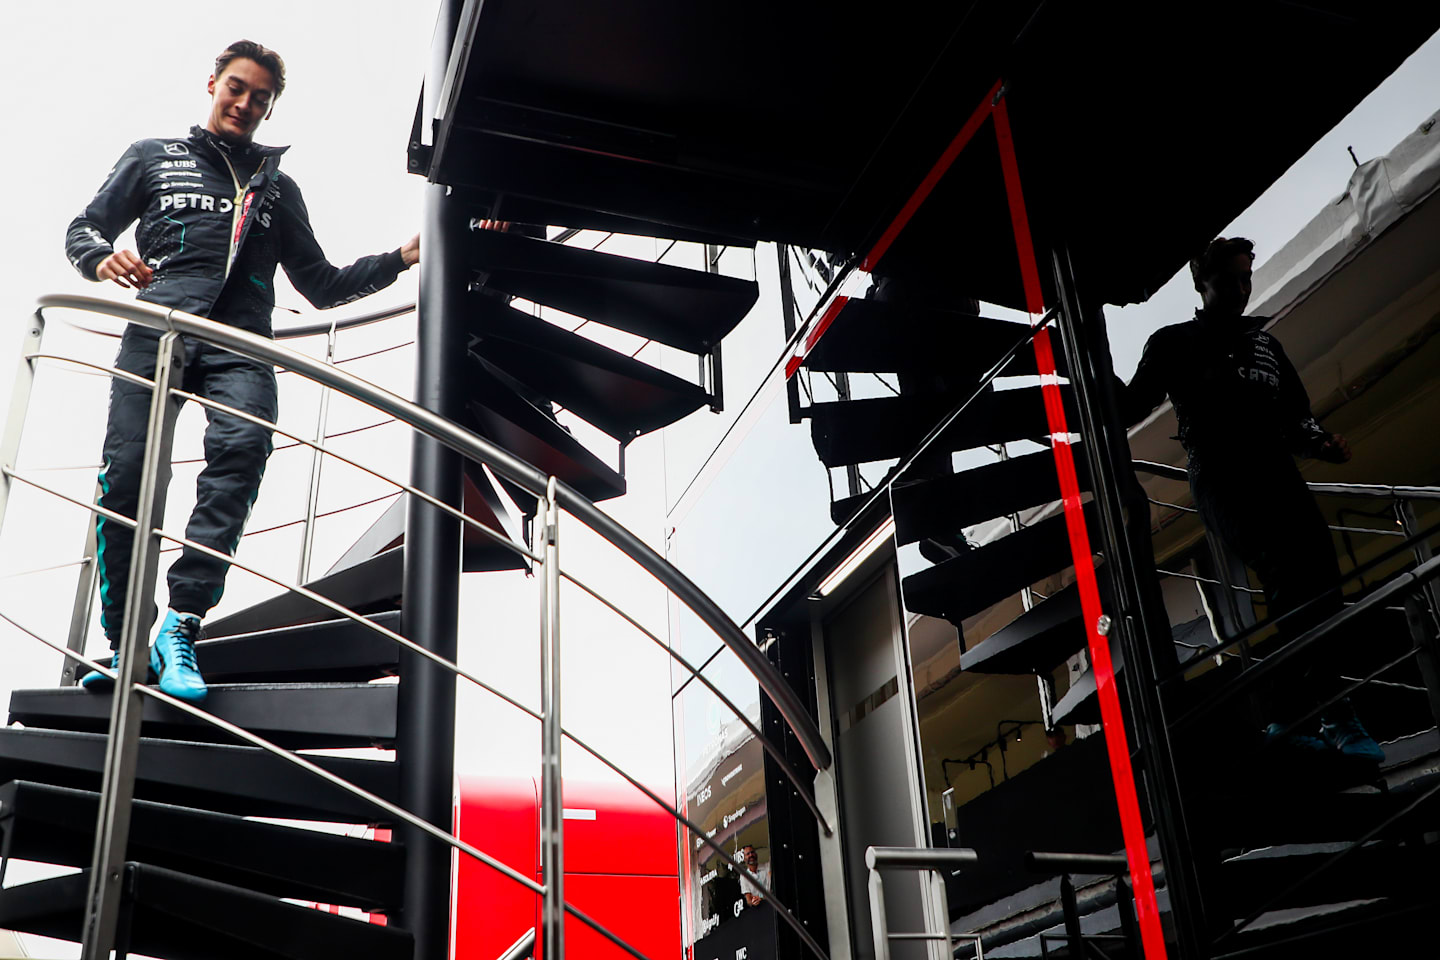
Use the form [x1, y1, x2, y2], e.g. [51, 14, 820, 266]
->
[485, 195, 758, 247]
[802, 297, 1061, 377]
[465, 226, 758, 353]
[462, 370, 626, 504]
[1220, 841, 1440, 912]
[0, 862, 412, 960]
[809, 386, 1077, 468]
[0, 780, 403, 910]
[466, 297, 709, 440]
[205, 548, 403, 639]
[9, 683, 396, 750]
[1218, 896, 1433, 960]
[1215, 783, 1440, 848]
[206, 460, 531, 639]
[892, 448, 1089, 546]
[961, 575, 1099, 675]
[197, 611, 402, 680]
[324, 460, 530, 578]
[902, 505, 1095, 625]
[0, 728, 397, 822]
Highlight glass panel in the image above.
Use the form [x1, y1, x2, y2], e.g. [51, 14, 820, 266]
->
[673, 644, 774, 955]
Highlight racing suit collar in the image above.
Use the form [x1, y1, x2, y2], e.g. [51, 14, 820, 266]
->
[1195, 307, 1264, 337]
[189, 124, 290, 160]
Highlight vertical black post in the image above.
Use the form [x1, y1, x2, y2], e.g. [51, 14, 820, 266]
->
[1049, 244, 1209, 960]
[1059, 873, 1084, 958]
[399, 2, 465, 954]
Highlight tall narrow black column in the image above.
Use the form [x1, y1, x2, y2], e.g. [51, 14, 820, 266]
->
[399, 2, 465, 954]
[1049, 245, 1209, 960]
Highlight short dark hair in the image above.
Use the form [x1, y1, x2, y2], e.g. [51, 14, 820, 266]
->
[1190, 237, 1255, 293]
[215, 40, 286, 99]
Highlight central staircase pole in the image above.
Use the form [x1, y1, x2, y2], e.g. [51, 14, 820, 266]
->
[400, 2, 467, 953]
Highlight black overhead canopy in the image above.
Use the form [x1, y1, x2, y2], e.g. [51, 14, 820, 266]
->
[426, 0, 1439, 308]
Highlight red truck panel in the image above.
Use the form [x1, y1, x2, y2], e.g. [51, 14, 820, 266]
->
[453, 776, 539, 959]
[452, 775, 680, 960]
[536, 873, 682, 960]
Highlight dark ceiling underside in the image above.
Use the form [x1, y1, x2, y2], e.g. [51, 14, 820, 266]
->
[430, 0, 1439, 308]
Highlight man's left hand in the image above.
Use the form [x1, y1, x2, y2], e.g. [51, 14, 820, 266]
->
[1318, 433, 1352, 463]
[400, 233, 420, 267]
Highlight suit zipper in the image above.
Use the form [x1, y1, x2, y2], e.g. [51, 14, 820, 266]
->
[216, 153, 265, 281]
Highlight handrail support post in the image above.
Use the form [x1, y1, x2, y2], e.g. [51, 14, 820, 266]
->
[1397, 498, 1440, 730]
[81, 331, 183, 960]
[0, 312, 46, 546]
[296, 322, 337, 584]
[540, 477, 564, 960]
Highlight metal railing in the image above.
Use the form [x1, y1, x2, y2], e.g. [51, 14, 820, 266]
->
[1129, 461, 1440, 952]
[1133, 458, 1440, 674]
[0, 293, 837, 960]
[864, 846, 980, 960]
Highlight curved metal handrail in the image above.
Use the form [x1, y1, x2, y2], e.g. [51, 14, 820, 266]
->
[0, 466, 830, 959]
[0, 609, 661, 960]
[272, 300, 417, 340]
[1132, 458, 1440, 501]
[17, 347, 834, 832]
[36, 293, 832, 771]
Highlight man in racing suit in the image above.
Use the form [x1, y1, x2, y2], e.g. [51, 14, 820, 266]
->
[1121, 236, 1382, 764]
[64, 40, 419, 702]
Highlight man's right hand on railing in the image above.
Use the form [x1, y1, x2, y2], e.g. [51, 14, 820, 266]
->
[94, 249, 153, 290]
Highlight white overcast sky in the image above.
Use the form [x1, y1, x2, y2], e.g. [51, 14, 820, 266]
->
[0, 6, 1436, 949]
[0, 0, 679, 827]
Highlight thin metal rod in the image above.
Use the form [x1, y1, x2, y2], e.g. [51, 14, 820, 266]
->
[1161, 515, 1440, 684]
[1173, 553, 1440, 728]
[557, 721, 831, 959]
[28, 354, 154, 389]
[7, 619, 539, 894]
[272, 300, 417, 340]
[866, 846, 979, 870]
[1157, 568, 1263, 594]
[166, 385, 539, 563]
[4, 469, 138, 528]
[38, 294, 831, 773]
[297, 324, 338, 584]
[0, 605, 799, 960]
[1, 613, 665, 960]
[62, 479, 102, 686]
[0, 313, 45, 531]
[560, 568, 832, 835]
[1217, 771, 1440, 943]
[869, 868, 890, 960]
[540, 477, 564, 960]
[496, 928, 536, 960]
[0, 557, 91, 579]
[1263, 645, 1420, 747]
[82, 331, 183, 960]
[7, 467, 834, 931]
[1132, 460, 1440, 502]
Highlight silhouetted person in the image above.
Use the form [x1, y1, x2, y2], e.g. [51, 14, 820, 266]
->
[1120, 237, 1382, 765]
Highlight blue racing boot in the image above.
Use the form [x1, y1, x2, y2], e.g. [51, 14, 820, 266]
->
[80, 652, 157, 691]
[1262, 721, 1331, 756]
[1321, 714, 1385, 764]
[150, 610, 207, 704]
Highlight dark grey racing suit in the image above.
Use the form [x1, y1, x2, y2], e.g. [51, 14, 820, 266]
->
[66, 125, 409, 643]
